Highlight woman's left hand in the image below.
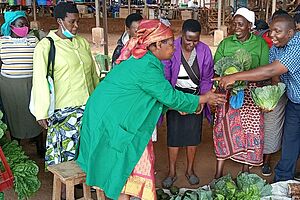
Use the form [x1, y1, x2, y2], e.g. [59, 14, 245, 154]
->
[195, 104, 204, 114]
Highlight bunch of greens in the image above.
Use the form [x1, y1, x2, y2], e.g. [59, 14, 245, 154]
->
[0, 112, 7, 139]
[235, 172, 272, 200]
[157, 186, 213, 200]
[0, 111, 41, 200]
[213, 174, 237, 200]
[212, 172, 272, 200]
[214, 49, 252, 95]
[251, 83, 286, 111]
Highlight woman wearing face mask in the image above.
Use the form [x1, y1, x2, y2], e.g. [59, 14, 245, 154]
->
[0, 11, 44, 152]
[31, 2, 98, 169]
[212, 8, 269, 181]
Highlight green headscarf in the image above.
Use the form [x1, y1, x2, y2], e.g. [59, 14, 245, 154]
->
[1, 11, 26, 36]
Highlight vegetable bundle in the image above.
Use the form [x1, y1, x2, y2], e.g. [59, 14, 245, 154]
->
[251, 83, 286, 111]
[214, 49, 252, 95]
[0, 111, 41, 200]
[212, 172, 272, 200]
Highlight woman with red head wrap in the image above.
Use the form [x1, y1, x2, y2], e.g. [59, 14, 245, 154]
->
[76, 20, 226, 200]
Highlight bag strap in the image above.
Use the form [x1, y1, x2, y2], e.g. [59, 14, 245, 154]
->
[181, 53, 200, 85]
[46, 37, 55, 80]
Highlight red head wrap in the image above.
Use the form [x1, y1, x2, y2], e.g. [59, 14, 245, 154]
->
[116, 19, 173, 64]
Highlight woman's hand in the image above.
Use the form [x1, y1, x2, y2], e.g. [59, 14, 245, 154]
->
[37, 119, 48, 129]
[200, 89, 227, 106]
[178, 111, 188, 115]
[195, 104, 204, 114]
[213, 75, 236, 89]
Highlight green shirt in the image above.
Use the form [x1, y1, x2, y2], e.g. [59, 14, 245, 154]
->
[76, 51, 199, 199]
[32, 31, 99, 120]
[214, 33, 269, 68]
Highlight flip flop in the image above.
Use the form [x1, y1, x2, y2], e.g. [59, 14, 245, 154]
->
[162, 176, 177, 188]
[185, 174, 199, 185]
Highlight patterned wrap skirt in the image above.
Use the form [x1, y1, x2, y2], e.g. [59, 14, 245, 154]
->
[121, 140, 156, 200]
[45, 105, 85, 169]
[213, 83, 264, 166]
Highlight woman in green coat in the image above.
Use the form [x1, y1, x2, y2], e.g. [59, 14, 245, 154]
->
[76, 20, 226, 200]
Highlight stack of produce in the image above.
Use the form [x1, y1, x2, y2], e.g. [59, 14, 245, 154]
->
[0, 111, 41, 200]
[214, 48, 252, 96]
[156, 172, 272, 200]
[212, 172, 272, 200]
[251, 83, 286, 111]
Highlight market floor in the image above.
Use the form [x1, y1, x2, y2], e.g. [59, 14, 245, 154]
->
[4, 119, 298, 200]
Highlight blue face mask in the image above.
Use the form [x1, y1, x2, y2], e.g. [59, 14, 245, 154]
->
[60, 20, 75, 38]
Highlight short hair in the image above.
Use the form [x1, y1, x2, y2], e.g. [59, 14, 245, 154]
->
[272, 9, 288, 19]
[272, 14, 296, 30]
[53, 2, 79, 20]
[294, 14, 300, 24]
[255, 19, 269, 31]
[182, 19, 201, 33]
[125, 13, 143, 28]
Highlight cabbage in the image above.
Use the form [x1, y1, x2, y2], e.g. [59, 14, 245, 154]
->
[214, 49, 252, 96]
[251, 83, 286, 111]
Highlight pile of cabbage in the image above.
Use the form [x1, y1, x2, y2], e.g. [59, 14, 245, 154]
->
[214, 48, 252, 95]
[212, 172, 272, 200]
[251, 83, 286, 111]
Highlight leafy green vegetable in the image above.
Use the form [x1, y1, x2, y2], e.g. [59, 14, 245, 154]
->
[0, 111, 7, 139]
[236, 172, 272, 197]
[213, 174, 237, 200]
[214, 49, 253, 96]
[251, 83, 286, 111]
[0, 114, 41, 200]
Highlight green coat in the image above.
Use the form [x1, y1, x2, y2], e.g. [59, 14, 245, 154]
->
[76, 51, 198, 199]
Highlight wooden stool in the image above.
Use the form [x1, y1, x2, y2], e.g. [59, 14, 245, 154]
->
[48, 161, 93, 200]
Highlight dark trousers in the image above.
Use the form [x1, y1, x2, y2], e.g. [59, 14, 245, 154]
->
[274, 100, 300, 182]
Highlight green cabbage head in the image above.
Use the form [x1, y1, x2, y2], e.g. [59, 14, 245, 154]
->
[251, 83, 286, 111]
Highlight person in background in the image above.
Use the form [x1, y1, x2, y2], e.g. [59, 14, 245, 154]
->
[214, 14, 300, 183]
[212, 7, 269, 181]
[32, 2, 98, 169]
[76, 20, 226, 200]
[255, 19, 272, 48]
[294, 14, 300, 31]
[111, 13, 143, 66]
[0, 11, 44, 155]
[162, 19, 213, 188]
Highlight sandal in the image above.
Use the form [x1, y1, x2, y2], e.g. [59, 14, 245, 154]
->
[185, 174, 199, 185]
[162, 176, 177, 188]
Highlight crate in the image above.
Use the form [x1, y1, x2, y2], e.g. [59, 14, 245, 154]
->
[76, 5, 88, 14]
[181, 10, 192, 20]
[80, 13, 94, 18]
[119, 8, 129, 18]
[0, 147, 14, 192]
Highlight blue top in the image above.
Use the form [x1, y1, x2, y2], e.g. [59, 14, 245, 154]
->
[269, 32, 300, 104]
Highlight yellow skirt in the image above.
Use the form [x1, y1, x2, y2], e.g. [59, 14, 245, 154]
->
[121, 140, 156, 200]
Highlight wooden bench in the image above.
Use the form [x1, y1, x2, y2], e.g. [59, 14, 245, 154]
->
[47, 161, 105, 200]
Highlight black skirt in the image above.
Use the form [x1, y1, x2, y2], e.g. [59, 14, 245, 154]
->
[166, 110, 203, 147]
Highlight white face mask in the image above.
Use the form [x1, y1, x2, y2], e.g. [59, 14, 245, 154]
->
[60, 19, 75, 38]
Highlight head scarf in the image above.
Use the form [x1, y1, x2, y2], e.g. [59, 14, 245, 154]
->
[1, 11, 26, 36]
[234, 7, 256, 29]
[116, 19, 173, 64]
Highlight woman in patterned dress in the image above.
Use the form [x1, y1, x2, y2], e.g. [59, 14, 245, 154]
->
[212, 7, 269, 179]
[31, 2, 98, 168]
